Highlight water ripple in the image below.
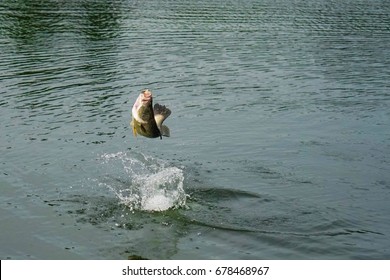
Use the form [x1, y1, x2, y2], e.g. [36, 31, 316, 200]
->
[1, 0, 390, 259]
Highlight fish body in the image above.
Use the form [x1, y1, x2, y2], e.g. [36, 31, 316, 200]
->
[130, 89, 171, 139]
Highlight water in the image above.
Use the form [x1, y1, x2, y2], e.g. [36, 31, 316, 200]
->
[98, 151, 186, 212]
[1, 0, 389, 259]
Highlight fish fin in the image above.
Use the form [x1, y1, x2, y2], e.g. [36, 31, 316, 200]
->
[153, 103, 171, 127]
[140, 124, 148, 134]
[160, 125, 170, 137]
[130, 119, 137, 137]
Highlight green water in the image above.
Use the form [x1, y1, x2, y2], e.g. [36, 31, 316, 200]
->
[1, 0, 390, 259]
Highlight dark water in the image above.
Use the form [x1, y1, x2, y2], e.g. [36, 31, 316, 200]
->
[1, 0, 390, 259]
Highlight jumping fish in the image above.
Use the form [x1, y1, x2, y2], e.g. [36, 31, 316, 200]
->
[130, 89, 171, 139]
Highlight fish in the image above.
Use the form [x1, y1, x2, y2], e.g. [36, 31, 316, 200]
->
[130, 89, 171, 139]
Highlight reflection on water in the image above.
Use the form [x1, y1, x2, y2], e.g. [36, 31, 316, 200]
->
[0, 0, 124, 42]
[1, 0, 390, 259]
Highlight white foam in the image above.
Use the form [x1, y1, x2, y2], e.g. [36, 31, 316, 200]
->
[99, 152, 186, 212]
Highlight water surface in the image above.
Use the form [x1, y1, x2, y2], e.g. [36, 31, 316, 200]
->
[1, 0, 390, 259]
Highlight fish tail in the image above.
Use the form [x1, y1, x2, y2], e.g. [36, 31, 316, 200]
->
[160, 125, 170, 137]
[153, 103, 171, 119]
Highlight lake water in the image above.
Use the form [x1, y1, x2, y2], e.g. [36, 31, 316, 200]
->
[1, 0, 389, 259]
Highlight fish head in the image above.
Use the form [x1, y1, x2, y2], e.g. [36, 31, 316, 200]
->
[132, 89, 154, 123]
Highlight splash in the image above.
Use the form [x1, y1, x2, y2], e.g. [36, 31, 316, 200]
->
[98, 151, 186, 212]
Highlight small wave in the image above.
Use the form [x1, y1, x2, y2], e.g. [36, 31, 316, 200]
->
[98, 151, 187, 212]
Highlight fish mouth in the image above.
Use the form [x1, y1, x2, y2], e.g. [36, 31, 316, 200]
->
[141, 89, 152, 103]
[132, 89, 153, 120]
